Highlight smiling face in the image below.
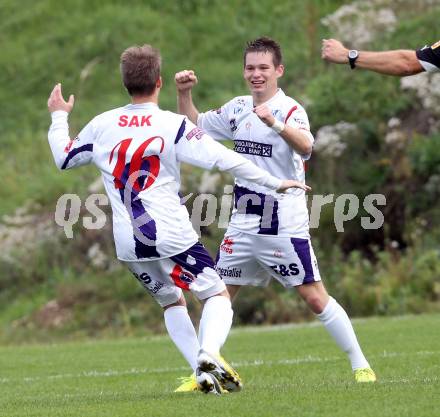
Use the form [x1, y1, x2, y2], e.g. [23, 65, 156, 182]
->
[244, 51, 284, 104]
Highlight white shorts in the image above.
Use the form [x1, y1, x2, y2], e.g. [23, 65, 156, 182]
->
[124, 242, 226, 307]
[216, 230, 321, 288]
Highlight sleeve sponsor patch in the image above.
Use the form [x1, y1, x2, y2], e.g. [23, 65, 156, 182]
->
[292, 117, 308, 129]
[186, 127, 204, 140]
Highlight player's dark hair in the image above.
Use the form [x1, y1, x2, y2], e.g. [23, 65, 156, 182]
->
[244, 37, 283, 67]
[120, 45, 161, 96]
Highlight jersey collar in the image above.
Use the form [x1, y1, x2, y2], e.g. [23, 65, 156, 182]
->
[125, 102, 159, 110]
[253, 88, 285, 107]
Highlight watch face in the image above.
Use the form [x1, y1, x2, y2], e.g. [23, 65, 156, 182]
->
[349, 50, 359, 59]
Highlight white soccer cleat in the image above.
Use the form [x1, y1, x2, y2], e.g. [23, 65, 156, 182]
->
[197, 349, 243, 392]
[196, 369, 223, 395]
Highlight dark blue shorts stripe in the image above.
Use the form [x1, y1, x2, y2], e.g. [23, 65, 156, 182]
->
[290, 238, 315, 284]
[171, 242, 216, 277]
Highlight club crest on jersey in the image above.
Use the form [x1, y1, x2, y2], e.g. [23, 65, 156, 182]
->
[233, 107, 243, 115]
[230, 119, 237, 132]
[220, 237, 234, 254]
[186, 127, 204, 140]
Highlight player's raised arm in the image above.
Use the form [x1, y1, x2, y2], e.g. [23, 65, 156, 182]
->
[175, 70, 200, 124]
[175, 119, 310, 193]
[47, 83, 94, 170]
[321, 38, 424, 76]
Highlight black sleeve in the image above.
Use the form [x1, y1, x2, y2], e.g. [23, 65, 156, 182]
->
[416, 40, 440, 71]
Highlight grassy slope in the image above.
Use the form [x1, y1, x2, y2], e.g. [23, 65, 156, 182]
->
[1, 314, 439, 417]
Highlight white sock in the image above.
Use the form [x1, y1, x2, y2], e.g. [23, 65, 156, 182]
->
[164, 306, 200, 372]
[198, 295, 233, 355]
[317, 297, 370, 370]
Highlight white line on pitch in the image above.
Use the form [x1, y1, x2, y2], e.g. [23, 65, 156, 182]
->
[1, 350, 439, 385]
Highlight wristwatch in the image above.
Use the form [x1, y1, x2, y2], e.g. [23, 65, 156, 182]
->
[348, 50, 359, 69]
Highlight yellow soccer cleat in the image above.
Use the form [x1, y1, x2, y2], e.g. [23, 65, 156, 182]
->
[174, 373, 198, 392]
[197, 350, 243, 392]
[354, 368, 377, 383]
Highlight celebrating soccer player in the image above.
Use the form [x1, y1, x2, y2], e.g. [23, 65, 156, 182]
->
[47, 44, 308, 394]
[175, 37, 376, 383]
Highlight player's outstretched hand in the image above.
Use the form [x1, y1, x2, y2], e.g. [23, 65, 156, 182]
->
[48, 83, 75, 113]
[175, 70, 198, 92]
[277, 180, 311, 193]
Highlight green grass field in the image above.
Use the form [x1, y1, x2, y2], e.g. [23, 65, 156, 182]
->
[1, 314, 439, 417]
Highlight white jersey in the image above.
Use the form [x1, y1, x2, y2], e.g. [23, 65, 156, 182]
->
[197, 89, 314, 237]
[48, 103, 283, 261]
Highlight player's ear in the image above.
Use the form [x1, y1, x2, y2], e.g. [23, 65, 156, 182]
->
[276, 64, 284, 78]
[156, 76, 163, 89]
